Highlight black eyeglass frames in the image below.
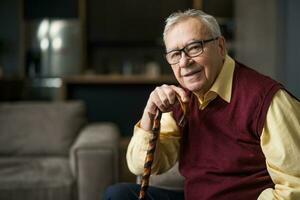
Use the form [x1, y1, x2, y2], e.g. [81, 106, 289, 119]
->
[165, 37, 219, 65]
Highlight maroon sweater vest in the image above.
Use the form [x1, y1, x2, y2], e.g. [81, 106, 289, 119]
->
[172, 62, 283, 200]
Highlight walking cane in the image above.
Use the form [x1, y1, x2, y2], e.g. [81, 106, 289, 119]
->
[138, 97, 189, 200]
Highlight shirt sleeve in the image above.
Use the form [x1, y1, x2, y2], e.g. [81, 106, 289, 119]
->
[126, 112, 181, 175]
[259, 89, 300, 200]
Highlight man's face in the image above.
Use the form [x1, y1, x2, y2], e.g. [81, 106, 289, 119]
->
[164, 17, 226, 96]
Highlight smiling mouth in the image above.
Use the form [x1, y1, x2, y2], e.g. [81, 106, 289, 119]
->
[182, 69, 202, 77]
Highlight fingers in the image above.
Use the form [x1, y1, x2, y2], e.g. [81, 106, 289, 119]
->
[145, 84, 188, 114]
[170, 85, 189, 103]
[157, 85, 176, 106]
[152, 90, 168, 112]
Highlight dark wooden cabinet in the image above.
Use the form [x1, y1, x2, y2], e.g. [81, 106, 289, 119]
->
[86, 0, 192, 42]
[23, 0, 79, 19]
[84, 0, 193, 74]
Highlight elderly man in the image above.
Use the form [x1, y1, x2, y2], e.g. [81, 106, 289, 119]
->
[104, 9, 300, 200]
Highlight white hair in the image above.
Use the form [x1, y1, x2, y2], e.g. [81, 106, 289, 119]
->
[163, 9, 222, 42]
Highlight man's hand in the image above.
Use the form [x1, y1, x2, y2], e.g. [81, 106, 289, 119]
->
[140, 85, 189, 131]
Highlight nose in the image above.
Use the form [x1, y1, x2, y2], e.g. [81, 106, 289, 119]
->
[178, 51, 192, 68]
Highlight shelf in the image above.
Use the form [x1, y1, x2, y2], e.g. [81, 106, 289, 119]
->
[88, 40, 164, 49]
[62, 74, 177, 85]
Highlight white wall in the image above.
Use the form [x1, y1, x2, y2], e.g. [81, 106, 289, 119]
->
[234, 0, 280, 81]
[234, 0, 300, 98]
[283, 0, 300, 98]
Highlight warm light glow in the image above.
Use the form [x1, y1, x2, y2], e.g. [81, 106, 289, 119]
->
[49, 21, 64, 37]
[38, 19, 50, 39]
[52, 37, 62, 50]
[40, 38, 49, 50]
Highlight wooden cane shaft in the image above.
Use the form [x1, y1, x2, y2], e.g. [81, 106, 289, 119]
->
[138, 95, 188, 200]
[138, 110, 161, 200]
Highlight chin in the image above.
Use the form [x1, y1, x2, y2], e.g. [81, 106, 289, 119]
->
[184, 82, 204, 92]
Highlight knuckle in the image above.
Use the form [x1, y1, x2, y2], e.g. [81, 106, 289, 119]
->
[149, 91, 155, 99]
[155, 86, 161, 91]
[165, 88, 174, 96]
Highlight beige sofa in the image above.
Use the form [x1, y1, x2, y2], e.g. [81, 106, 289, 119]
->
[0, 101, 120, 200]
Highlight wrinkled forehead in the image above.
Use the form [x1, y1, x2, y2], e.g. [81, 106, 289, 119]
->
[164, 17, 211, 50]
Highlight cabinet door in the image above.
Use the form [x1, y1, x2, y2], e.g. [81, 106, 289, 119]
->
[86, 0, 192, 43]
[85, 0, 192, 74]
[24, 0, 79, 19]
[0, 0, 22, 77]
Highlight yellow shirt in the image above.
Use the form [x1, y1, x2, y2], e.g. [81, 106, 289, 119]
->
[126, 55, 300, 200]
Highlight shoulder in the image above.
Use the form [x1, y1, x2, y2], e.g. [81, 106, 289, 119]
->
[233, 61, 283, 97]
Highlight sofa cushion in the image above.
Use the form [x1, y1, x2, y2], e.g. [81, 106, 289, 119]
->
[0, 101, 86, 156]
[149, 162, 184, 191]
[0, 157, 74, 200]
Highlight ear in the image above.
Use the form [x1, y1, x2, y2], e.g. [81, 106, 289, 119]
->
[217, 36, 227, 57]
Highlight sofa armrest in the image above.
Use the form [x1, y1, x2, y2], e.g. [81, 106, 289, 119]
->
[70, 122, 120, 200]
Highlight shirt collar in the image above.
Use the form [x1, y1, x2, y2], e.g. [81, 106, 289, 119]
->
[210, 55, 235, 103]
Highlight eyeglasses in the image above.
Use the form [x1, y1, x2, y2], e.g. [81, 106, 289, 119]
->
[165, 37, 219, 65]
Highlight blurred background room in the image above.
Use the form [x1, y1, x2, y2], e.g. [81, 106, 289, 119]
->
[0, 0, 300, 199]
